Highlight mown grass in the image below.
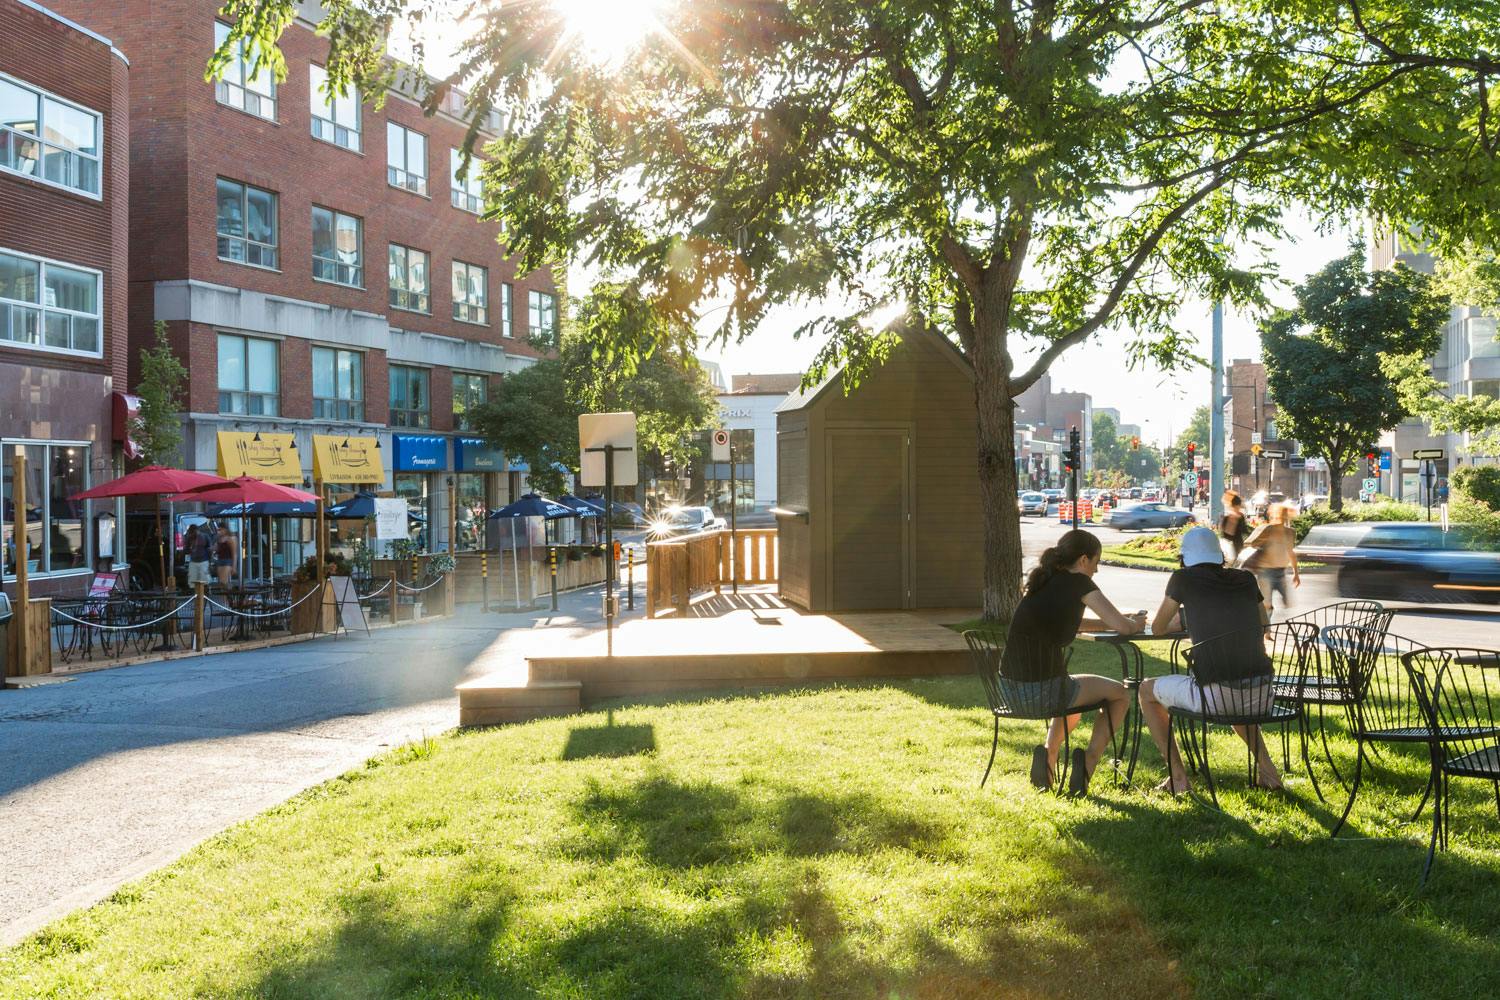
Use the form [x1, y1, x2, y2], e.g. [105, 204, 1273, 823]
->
[3, 641, 1499, 999]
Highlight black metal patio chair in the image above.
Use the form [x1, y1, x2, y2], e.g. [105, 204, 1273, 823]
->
[1323, 628, 1434, 836]
[1402, 647, 1500, 885]
[964, 629, 1117, 794]
[1169, 622, 1312, 809]
[1285, 599, 1386, 637]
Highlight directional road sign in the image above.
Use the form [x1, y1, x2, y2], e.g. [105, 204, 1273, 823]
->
[711, 429, 731, 462]
[1362, 478, 1378, 493]
[1412, 448, 1446, 461]
[1261, 449, 1287, 460]
[1288, 456, 1307, 470]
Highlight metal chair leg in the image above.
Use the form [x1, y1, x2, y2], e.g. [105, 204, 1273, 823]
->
[1331, 743, 1367, 838]
[1197, 717, 1222, 811]
[980, 715, 999, 788]
[1298, 711, 1327, 804]
[1411, 770, 1436, 822]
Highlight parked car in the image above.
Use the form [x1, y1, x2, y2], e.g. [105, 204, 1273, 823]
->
[1017, 492, 1049, 517]
[1102, 502, 1195, 531]
[1127, 487, 1143, 499]
[649, 505, 726, 538]
[1297, 522, 1500, 603]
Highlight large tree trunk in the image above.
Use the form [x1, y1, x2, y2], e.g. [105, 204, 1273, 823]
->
[1327, 448, 1345, 513]
[972, 349, 1023, 621]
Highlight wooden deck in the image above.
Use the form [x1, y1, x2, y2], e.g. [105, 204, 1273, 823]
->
[458, 607, 971, 725]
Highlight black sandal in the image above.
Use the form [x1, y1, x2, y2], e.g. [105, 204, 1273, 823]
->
[1067, 748, 1091, 797]
[1029, 745, 1050, 790]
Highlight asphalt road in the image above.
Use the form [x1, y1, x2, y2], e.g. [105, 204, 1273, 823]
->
[1018, 515, 1500, 647]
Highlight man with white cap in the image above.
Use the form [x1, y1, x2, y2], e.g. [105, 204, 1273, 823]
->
[1138, 525, 1281, 794]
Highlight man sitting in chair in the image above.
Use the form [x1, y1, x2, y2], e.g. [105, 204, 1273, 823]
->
[1139, 526, 1281, 794]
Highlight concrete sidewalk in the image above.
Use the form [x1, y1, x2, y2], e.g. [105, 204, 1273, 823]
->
[0, 592, 613, 946]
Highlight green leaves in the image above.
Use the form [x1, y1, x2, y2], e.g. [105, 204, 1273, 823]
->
[134, 321, 188, 467]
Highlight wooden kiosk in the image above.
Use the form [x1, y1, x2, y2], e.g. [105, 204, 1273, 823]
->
[774, 321, 983, 612]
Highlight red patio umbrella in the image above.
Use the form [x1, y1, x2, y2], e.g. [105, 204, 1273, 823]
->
[71, 465, 233, 589]
[165, 477, 323, 589]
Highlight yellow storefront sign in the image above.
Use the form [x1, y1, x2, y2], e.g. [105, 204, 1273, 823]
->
[216, 431, 302, 484]
[311, 434, 385, 484]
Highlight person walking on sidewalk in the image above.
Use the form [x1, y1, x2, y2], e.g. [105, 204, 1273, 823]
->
[1219, 491, 1249, 557]
[1242, 502, 1300, 613]
[186, 524, 214, 588]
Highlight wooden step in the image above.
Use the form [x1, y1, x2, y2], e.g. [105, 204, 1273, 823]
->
[456, 678, 582, 727]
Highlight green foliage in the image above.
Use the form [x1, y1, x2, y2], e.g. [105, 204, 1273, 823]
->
[1262, 252, 1449, 512]
[1452, 466, 1500, 510]
[133, 321, 188, 467]
[467, 284, 719, 497]
[425, 552, 456, 578]
[1435, 244, 1500, 315]
[1291, 501, 1421, 542]
[1090, 413, 1128, 474]
[215, 1, 1500, 617]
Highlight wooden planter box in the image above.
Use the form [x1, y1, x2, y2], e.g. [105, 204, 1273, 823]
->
[289, 580, 335, 634]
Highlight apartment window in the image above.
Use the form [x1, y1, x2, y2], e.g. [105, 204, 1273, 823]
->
[218, 333, 279, 415]
[0, 75, 101, 198]
[312, 346, 364, 421]
[450, 148, 483, 213]
[312, 206, 363, 287]
[213, 21, 276, 122]
[387, 122, 428, 195]
[0, 248, 101, 356]
[309, 64, 360, 151]
[389, 365, 430, 428]
[528, 289, 558, 344]
[500, 282, 513, 337]
[452, 261, 488, 325]
[2, 442, 90, 577]
[452, 372, 488, 431]
[216, 178, 278, 269]
[388, 244, 430, 313]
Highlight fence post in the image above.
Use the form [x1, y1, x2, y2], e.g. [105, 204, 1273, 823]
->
[548, 545, 558, 612]
[481, 550, 488, 612]
[389, 570, 399, 623]
[626, 545, 634, 611]
[194, 582, 206, 650]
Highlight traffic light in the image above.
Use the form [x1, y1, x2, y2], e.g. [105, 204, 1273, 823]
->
[1366, 450, 1379, 477]
[1130, 436, 1140, 451]
[1064, 426, 1082, 471]
[1186, 441, 1197, 463]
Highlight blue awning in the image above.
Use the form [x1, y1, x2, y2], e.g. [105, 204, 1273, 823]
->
[454, 437, 504, 471]
[392, 434, 448, 471]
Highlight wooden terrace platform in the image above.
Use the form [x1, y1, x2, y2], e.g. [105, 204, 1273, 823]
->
[458, 605, 972, 726]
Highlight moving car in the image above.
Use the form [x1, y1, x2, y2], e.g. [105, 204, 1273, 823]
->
[1102, 502, 1195, 531]
[1017, 492, 1049, 516]
[1297, 522, 1500, 603]
[649, 505, 726, 538]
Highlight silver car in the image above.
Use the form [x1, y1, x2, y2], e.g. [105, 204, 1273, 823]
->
[1103, 502, 1195, 531]
[1017, 491, 1049, 516]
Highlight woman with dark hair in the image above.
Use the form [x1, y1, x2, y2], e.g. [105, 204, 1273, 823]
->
[1219, 491, 1249, 556]
[1002, 529, 1141, 794]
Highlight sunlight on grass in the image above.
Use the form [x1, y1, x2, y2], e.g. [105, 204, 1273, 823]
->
[1, 641, 1498, 998]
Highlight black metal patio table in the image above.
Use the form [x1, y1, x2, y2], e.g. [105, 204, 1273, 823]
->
[1075, 627, 1189, 783]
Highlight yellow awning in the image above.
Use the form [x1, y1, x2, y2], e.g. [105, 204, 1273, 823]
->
[216, 431, 302, 485]
[311, 434, 385, 484]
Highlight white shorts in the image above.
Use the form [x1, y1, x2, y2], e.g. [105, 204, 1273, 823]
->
[186, 560, 211, 585]
[1153, 673, 1274, 717]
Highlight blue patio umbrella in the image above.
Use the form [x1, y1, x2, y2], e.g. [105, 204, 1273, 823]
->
[556, 494, 601, 518]
[487, 494, 575, 608]
[327, 491, 425, 523]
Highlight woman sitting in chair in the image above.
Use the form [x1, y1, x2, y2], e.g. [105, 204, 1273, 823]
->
[1004, 529, 1139, 795]
[1140, 526, 1280, 794]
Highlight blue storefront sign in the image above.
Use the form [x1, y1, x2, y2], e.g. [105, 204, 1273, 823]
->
[454, 437, 505, 471]
[1379, 450, 1392, 472]
[392, 434, 448, 471]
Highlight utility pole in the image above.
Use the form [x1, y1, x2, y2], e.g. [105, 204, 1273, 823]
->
[1209, 300, 1226, 525]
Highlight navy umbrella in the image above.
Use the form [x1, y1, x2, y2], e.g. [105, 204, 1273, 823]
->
[488, 493, 574, 520]
[556, 494, 601, 518]
[328, 491, 424, 523]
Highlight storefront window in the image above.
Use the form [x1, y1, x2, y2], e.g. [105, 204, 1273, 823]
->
[393, 473, 429, 550]
[2, 442, 89, 577]
[455, 472, 487, 551]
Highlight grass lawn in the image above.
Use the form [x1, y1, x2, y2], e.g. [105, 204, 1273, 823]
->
[4, 641, 1499, 999]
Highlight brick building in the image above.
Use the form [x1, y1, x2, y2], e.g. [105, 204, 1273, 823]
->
[50, 0, 561, 576]
[1224, 359, 1318, 500]
[1, 0, 130, 598]
[1013, 373, 1093, 484]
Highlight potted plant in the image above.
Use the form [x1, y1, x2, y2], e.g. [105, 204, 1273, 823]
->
[425, 551, 458, 616]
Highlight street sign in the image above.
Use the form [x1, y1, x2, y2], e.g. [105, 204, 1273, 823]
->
[1362, 477, 1378, 493]
[1251, 432, 1262, 445]
[1250, 443, 1262, 456]
[1412, 448, 1446, 461]
[711, 429, 731, 462]
[1379, 451, 1391, 472]
[579, 412, 639, 487]
[1261, 449, 1287, 460]
[1288, 456, 1307, 470]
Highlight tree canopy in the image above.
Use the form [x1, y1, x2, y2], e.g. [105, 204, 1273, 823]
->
[1261, 252, 1449, 511]
[134, 321, 188, 466]
[215, 0, 1500, 616]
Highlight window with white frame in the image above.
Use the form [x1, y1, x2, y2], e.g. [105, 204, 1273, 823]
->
[388, 244, 430, 313]
[528, 289, 558, 344]
[452, 372, 488, 431]
[312, 206, 363, 287]
[0, 248, 101, 356]
[0, 74, 101, 197]
[217, 332, 279, 415]
[216, 178, 278, 269]
[309, 64, 360, 151]
[312, 346, 364, 421]
[450, 147, 483, 213]
[452, 261, 488, 325]
[213, 21, 276, 121]
[387, 122, 428, 195]
[2, 442, 91, 577]
[500, 281, 513, 337]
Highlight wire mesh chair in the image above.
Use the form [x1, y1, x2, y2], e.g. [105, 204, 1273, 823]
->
[1285, 599, 1386, 637]
[1169, 622, 1312, 809]
[1401, 647, 1500, 885]
[1273, 610, 1396, 800]
[1323, 629, 1433, 836]
[964, 629, 1116, 794]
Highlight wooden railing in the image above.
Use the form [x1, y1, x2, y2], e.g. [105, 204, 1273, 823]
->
[646, 528, 780, 617]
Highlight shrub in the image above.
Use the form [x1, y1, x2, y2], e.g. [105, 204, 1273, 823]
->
[1291, 500, 1420, 541]
[1452, 465, 1500, 510]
